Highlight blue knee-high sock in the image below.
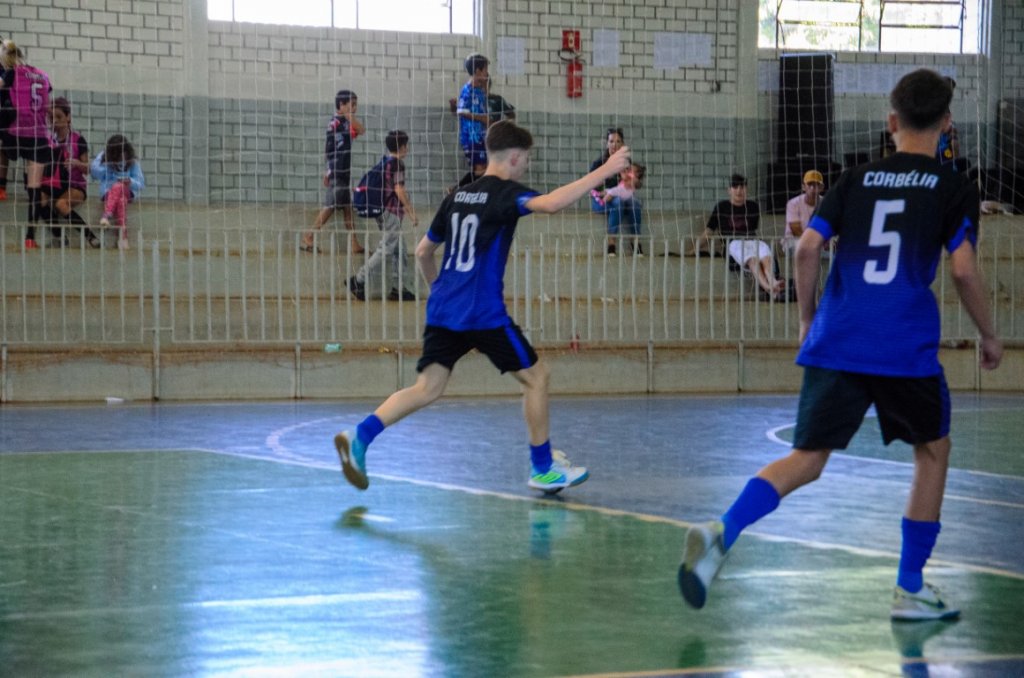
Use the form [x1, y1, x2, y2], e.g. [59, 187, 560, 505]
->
[530, 440, 552, 472]
[721, 477, 781, 550]
[897, 518, 941, 593]
[355, 414, 385, 448]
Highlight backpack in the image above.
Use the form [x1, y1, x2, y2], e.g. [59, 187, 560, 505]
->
[353, 156, 390, 218]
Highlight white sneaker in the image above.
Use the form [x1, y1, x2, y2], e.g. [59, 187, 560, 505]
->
[678, 520, 727, 609]
[528, 449, 589, 494]
[334, 430, 369, 490]
[891, 582, 960, 621]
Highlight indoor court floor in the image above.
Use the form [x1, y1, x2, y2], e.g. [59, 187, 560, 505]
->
[2, 393, 1023, 677]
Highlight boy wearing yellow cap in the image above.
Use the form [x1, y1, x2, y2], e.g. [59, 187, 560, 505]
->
[782, 169, 824, 255]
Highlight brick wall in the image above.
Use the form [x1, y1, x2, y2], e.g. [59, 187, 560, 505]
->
[1003, 1, 1024, 98]
[2, 0, 1019, 217]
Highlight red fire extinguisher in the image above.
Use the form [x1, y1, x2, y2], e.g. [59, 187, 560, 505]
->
[560, 29, 584, 98]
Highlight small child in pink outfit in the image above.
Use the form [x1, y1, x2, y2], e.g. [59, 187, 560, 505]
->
[591, 161, 646, 255]
[90, 134, 145, 250]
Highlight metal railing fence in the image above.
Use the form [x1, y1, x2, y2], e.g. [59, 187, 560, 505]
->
[2, 224, 1019, 348]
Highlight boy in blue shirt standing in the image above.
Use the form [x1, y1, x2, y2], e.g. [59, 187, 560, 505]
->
[335, 120, 630, 494]
[678, 69, 1002, 621]
[456, 53, 491, 184]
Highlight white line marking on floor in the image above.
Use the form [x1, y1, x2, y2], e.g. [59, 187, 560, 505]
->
[191, 447, 1024, 582]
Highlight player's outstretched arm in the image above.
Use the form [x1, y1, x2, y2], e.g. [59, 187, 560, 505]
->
[416, 235, 441, 286]
[949, 240, 1002, 370]
[795, 229, 825, 343]
[527, 146, 630, 214]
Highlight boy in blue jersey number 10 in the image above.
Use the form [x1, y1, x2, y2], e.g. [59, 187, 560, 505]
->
[335, 120, 631, 494]
[678, 69, 1002, 621]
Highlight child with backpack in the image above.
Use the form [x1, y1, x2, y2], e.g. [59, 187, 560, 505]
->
[348, 130, 419, 301]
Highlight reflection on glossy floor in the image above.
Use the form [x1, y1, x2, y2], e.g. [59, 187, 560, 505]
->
[2, 394, 1023, 676]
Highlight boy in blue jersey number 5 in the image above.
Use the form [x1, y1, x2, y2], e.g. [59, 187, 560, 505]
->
[336, 120, 631, 494]
[678, 69, 1002, 621]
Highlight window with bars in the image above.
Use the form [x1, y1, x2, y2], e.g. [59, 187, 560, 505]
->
[758, 0, 984, 54]
[208, 0, 479, 35]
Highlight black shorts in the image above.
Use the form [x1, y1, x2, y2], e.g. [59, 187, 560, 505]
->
[793, 366, 950, 449]
[0, 132, 53, 163]
[417, 323, 538, 374]
[322, 180, 352, 209]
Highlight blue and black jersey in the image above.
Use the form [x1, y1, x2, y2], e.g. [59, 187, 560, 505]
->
[425, 176, 538, 330]
[798, 152, 979, 377]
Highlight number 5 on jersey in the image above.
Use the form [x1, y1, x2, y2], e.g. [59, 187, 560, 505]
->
[864, 199, 904, 285]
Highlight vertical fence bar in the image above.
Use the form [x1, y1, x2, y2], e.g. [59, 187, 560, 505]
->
[585, 242, 593, 342]
[570, 238, 578, 344]
[258, 233, 267, 342]
[223, 231, 231, 342]
[168, 229, 176, 342]
[329, 231, 337, 341]
[311, 229, 319, 342]
[205, 229, 213, 340]
[59, 237, 67, 341]
[241, 231, 248, 341]
[293, 232, 302, 344]
[187, 229, 195, 341]
[137, 233, 145, 341]
[39, 241, 48, 342]
[678, 239, 685, 340]
[553, 237, 560, 342]
[79, 232, 87, 340]
[118, 240, 127, 341]
[99, 233, 107, 342]
[275, 232, 283, 341]
[152, 240, 161, 400]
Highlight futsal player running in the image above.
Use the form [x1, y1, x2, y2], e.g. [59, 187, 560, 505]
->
[678, 69, 1002, 621]
[335, 120, 629, 494]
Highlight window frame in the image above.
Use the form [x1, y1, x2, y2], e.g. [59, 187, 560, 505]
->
[759, 0, 983, 55]
[209, 0, 479, 36]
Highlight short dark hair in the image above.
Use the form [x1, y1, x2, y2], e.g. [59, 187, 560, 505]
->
[730, 173, 747, 187]
[465, 53, 489, 75]
[890, 69, 952, 132]
[335, 89, 356, 109]
[385, 129, 409, 153]
[485, 120, 533, 154]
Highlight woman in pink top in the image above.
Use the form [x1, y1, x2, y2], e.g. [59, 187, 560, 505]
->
[0, 39, 53, 249]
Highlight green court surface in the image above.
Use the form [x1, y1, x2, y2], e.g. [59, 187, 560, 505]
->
[2, 449, 1022, 676]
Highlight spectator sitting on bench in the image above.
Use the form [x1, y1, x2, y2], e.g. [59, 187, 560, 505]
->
[692, 173, 786, 301]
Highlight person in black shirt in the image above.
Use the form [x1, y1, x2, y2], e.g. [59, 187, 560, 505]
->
[693, 174, 785, 299]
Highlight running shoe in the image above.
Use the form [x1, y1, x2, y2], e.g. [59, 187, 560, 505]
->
[891, 582, 960, 621]
[348, 276, 366, 301]
[335, 430, 369, 490]
[528, 449, 588, 494]
[678, 520, 727, 609]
